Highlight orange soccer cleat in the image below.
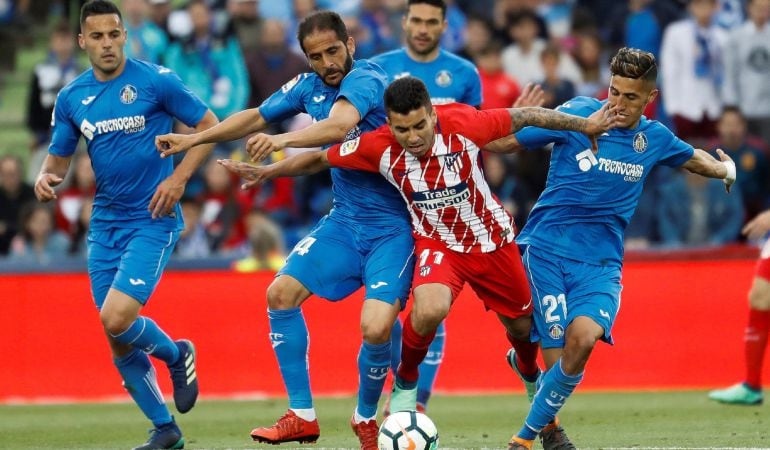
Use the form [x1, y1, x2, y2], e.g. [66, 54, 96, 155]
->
[250, 410, 320, 445]
[350, 415, 379, 450]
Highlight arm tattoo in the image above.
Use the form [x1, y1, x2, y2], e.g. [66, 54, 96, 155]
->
[509, 107, 587, 133]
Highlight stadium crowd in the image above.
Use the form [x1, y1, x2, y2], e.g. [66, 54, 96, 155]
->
[0, 0, 768, 269]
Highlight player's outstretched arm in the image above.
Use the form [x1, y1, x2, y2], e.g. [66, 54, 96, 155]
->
[155, 107, 268, 158]
[34, 154, 72, 202]
[246, 99, 361, 162]
[681, 148, 737, 193]
[150, 110, 220, 218]
[743, 209, 770, 241]
[219, 150, 331, 190]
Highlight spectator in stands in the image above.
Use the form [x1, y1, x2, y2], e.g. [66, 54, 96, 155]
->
[68, 196, 93, 257]
[25, 21, 83, 182]
[457, 14, 493, 61]
[539, 44, 576, 109]
[572, 31, 610, 98]
[8, 202, 70, 264]
[232, 208, 286, 272]
[474, 40, 521, 109]
[200, 157, 248, 253]
[657, 168, 743, 247]
[0, 155, 35, 255]
[355, 0, 401, 58]
[122, 0, 168, 64]
[721, 0, 770, 147]
[501, 9, 582, 86]
[164, 0, 250, 122]
[660, 0, 727, 144]
[227, 0, 263, 55]
[147, 0, 172, 35]
[54, 152, 95, 238]
[439, 0, 467, 52]
[175, 197, 212, 259]
[245, 19, 307, 108]
[712, 107, 770, 221]
[484, 152, 535, 229]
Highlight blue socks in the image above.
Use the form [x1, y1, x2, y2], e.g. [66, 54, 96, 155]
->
[111, 316, 180, 365]
[417, 321, 445, 406]
[518, 359, 583, 440]
[268, 307, 312, 409]
[356, 341, 391, 418]
[389, 318, 403, 373]
[114, 348, 172, 427]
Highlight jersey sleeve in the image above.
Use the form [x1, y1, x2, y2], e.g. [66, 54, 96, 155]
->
[156, 67, 208, 127]
[259, 74, 309, 123]
[48, 92, 80, 157]
[658, 133, 695, 167]
[336, 67, 384, 121]
[326, 133, 381, 173]
[448, 105, 512, 147]
[513, 98, 591, 150]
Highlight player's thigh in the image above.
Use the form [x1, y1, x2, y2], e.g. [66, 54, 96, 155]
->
[520, 245, 569, 349]
[465, 243, 532, 319]
[113, 228, 180, 305]
[564, 260, 622, 346]
[279, 216, 363, 301]
[87, 229, 122, 309]
[362, 227, 415, 308]
[412, 237, 464, 302]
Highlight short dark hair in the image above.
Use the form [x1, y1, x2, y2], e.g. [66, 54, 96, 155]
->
[80, 0, 122, 28]
[407, 0, 447, 18]
[297, 10, 348, 54]
[721, 105, 746, 120]
[384, 77, 432, 116]
[610, 47, 658, 83]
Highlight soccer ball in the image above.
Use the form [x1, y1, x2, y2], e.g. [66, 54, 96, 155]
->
[377, 410, 439, 450]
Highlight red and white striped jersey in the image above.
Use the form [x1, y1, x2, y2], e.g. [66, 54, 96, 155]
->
[327, 103, 516, 253]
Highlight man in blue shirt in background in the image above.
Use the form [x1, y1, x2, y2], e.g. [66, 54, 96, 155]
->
[34, 1, 219, 449]
[498, 47, 737, 450]
[155, 11, 424, 450]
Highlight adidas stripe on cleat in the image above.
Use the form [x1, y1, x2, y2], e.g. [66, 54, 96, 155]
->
[169, 339, 198, 414]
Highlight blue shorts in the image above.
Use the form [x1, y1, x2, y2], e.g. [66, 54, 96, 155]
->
[88, 227, 179, 308]
[521, 245, 622, 349]
[279, 214, 414, 306]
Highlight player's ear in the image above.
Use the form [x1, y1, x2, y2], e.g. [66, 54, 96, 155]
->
[346, 36, 355, 57]
[646, 87, 659, 106]
[78, 33, 86, 50]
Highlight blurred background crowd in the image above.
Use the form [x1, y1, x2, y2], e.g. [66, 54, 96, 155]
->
[0, 0, 768, 271]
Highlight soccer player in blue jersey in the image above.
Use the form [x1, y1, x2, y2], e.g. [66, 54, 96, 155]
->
[370, 0, 485, 414]
[497, 48, 737, 450]
[154, 11, 437, 449]
[33, 1, 219, 449]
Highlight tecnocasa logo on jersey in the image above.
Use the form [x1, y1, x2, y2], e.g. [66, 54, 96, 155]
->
[575, 149, 644, 183]
[79, 115, 146, 141]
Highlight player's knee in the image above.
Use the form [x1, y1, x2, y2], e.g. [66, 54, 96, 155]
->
[266, 279, 303, 310]
[410, 306, 447, 334]
[100, 310, 133, 336]
[361, 317, 392, 344]
[748, 284, 770, 310]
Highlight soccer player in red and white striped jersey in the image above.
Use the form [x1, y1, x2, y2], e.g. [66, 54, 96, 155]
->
[219, 76, 618, 414]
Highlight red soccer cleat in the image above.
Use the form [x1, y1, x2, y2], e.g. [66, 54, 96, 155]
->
[350, 415, 379, 450]
[250, 410, 320, 445]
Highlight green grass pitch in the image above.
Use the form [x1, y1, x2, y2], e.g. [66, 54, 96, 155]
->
[0, 391, 767, 449]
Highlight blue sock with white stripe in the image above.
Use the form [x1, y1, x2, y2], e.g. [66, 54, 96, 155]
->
[357, 341, 391, 418]
[417, 320, 445, 407]
[114, 348, 172, 427]
[389, 318, 403, 373]
[111, 316, 180, 364]
[517, 359, 583, 440]
[268, 307, 313, 409]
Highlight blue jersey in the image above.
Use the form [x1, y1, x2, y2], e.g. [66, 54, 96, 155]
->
[258, 59, 407, 224]
[371, 48, 482, 107]
[50, 58, 208, 231]
[515, 96, 694, 267]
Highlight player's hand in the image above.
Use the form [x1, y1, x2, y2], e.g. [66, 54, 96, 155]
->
[155, 133, 197, 158]
[585, 103, 620, 153]
[34, 173, 63, 202]
[742, 210, 770, 241]
[218, 159, 271, 189]
[512, 83, 545, 108]
[149, 175, 185, 219]
[246, 133, 286, 162]
[715, 148, 736, 193]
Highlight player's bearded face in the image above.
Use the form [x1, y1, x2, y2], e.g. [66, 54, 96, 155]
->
[79, 14, 126, 79]
[388, 106, 437, 158]
[304, 30, 355, 87]
[404, 4, 446, 56]
[607, 76, 658, 129]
